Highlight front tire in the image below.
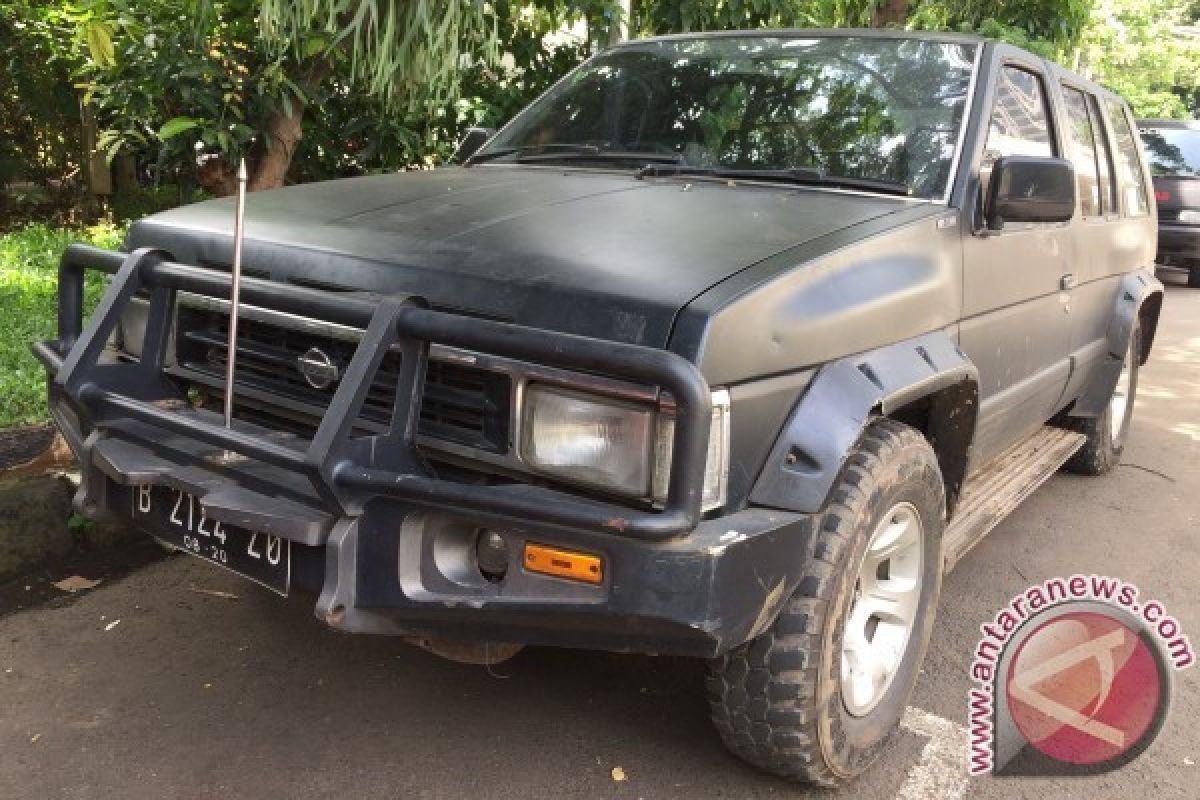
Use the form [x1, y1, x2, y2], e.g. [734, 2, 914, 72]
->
[706, 419, 945, 785]
[1063, 321, 1140, 475]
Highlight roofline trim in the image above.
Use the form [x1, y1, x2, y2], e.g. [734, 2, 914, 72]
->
[608, 27, 984, 48]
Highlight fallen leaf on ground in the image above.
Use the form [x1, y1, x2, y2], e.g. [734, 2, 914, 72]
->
[103, 619, 120, 631]
[611, 767, 627, 782]
[187, 587, 240, 600]
[53, 576, 100, 593]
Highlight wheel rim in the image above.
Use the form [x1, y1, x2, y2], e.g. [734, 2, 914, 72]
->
[840, 502, 924, 718]
[1110, 335, 1135, 446]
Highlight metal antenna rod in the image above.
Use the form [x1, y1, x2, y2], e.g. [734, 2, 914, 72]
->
[223, 159, 248, 429]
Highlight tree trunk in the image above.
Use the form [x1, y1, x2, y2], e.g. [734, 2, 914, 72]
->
[871, 0, 908, 27]
[113, 154, 138, 196]
[248, 104, 305, 192]
[196, 159, 239, 197]
[194, 59, 326, 197]
[193, 105, 305, 197]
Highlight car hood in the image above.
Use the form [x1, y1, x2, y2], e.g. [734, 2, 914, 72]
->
[127, 167, 912, 347]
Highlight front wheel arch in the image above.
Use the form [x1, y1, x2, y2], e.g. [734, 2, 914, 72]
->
[749, 331, 978, 517]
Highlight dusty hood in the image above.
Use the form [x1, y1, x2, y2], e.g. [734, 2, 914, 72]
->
[127, 166, 911, 346]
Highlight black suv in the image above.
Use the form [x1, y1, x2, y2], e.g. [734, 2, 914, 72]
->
[1138, 118, 1200, 286]
[36, 30, 1162, 785]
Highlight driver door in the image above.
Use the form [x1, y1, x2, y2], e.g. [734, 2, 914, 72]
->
[960, 59, 1075, 466]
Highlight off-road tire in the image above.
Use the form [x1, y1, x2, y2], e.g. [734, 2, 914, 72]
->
[1063, 320, 1140, 475]
[705, 418, 945, 785]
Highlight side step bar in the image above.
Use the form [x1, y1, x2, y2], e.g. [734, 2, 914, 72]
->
[943, 426, 1086, 571]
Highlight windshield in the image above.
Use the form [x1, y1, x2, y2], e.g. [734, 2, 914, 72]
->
[476, 35, 978, 199]
[1139, 127, 1200, 178]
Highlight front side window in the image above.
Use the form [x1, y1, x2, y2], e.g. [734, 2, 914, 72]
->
[1062, 86, 1102, 217]
[1105, 100, 1149, 216]
[985, 67, 1054, 160]
[477, 36, 978, 199]
[981, 67, 1054, 203]
[1138, 126, 1200, 178]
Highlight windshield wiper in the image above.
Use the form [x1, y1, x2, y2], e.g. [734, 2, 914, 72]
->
[635, 164, 913, 197]
[467, 143, 683, 168]
[467, 143, 601, 165]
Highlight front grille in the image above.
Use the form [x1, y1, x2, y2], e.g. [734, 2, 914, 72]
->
[173, 309, 512, 453]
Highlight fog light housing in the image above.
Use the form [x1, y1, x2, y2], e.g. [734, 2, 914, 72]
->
[475, 529, 509, 582]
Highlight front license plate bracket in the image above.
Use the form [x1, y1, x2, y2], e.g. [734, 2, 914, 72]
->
[130, 483, 291, 595]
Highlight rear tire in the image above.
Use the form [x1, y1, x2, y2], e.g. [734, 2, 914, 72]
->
[1063, 320, 1140, 475]
[705, 419, 944, 785]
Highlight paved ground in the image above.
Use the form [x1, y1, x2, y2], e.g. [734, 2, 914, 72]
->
[1, 270, 1197, 799]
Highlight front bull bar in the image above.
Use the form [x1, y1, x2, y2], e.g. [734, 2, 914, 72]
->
[32, 244, 712, 540]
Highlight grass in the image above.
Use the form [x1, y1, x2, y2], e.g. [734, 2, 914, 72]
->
[0, 222, 127, 428]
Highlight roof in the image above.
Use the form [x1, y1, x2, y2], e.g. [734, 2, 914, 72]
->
[611, 27, 985, 49]
[1136, 118, 1200, 130]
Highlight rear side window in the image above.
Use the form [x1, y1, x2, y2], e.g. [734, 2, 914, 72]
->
[985, 67, 1055, 159]
[1062, 86, 1102, 217]
[1104, 100, 1149, 216]
[1087, 94, 1118, 213]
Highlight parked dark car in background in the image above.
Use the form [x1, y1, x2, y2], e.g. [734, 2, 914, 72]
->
[35, 30, 1162, 786]
[1138, 118, 1200, 286]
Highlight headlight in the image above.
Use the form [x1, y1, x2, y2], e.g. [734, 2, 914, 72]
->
[1179, 210, 1200, 224]
[521, 387, 657, 497]
[520, 385, 731, 511]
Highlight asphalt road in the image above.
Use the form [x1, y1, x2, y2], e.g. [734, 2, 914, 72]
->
[2, 270, 1197, 799]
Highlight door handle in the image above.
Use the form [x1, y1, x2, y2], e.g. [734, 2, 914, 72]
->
[1060, 273, 1076, 290]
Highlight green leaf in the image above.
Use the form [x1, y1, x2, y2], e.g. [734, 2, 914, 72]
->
[85, 21, 115, 68]
[158, 116, 201, 139]
[302, 34, 327, 59]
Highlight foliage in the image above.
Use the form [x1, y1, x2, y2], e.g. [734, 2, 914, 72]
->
[0, 222, 126, 427]
[286, 3, 603, 174]
[59, 1, 613, 191]
[68, 0, 323, 192]
[633, 0, 878, 34]
[4, 0, 1197, 220]
[907, 0, 1093, 58]
[259, 0, 499, 115]
[1077, 0, 1200, 119]
[0, 2, 85, 206]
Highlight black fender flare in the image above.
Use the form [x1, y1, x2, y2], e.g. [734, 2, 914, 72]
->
[1070, 269, 1164, 417]
[749, 331, 978, 515]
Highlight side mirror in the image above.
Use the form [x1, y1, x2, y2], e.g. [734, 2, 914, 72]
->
[985, 156, 1075, 229]
[454, 127, 496, 163]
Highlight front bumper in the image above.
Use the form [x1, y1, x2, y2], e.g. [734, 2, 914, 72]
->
[35, 244, 810, 658]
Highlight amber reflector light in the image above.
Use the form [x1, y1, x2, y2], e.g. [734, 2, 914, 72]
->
[523, 542, 603, 585]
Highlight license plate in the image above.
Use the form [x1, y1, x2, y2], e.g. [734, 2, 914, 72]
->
[130, 483, 290, 595]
